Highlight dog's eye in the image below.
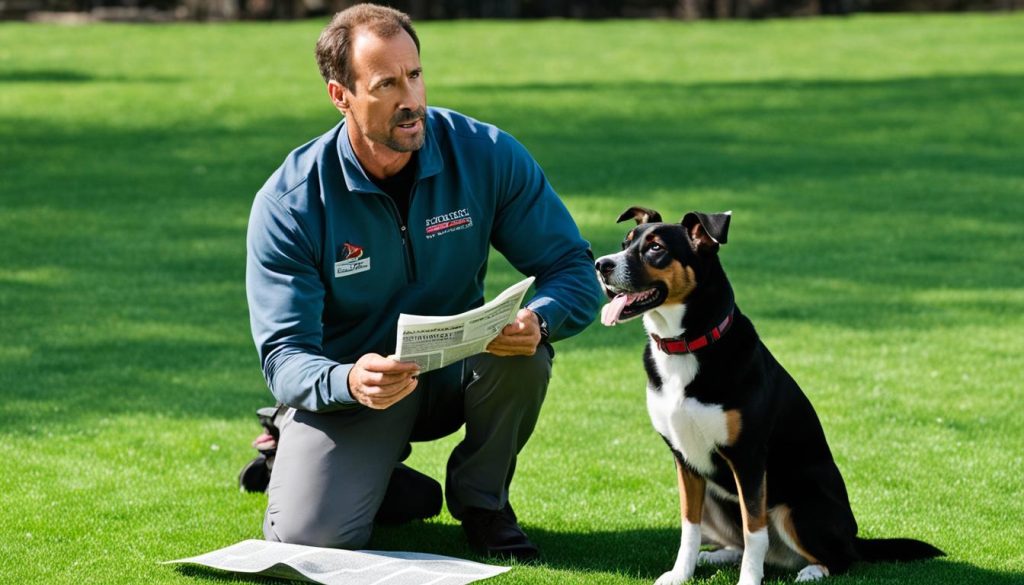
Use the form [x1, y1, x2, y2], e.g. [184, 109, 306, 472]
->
[648, 243, 663, 252]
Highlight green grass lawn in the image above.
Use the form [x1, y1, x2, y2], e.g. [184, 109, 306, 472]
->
[2, 12, 1023, 585]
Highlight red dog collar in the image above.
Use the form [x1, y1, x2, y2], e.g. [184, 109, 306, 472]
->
[650, 308, 735, 354]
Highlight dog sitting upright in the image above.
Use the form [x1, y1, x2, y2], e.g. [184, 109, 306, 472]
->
[595, 207, 943, 585]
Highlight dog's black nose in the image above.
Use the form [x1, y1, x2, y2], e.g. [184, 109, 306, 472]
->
[595, 258, 616, 277]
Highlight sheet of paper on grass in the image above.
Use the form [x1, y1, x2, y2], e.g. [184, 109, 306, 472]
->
[394, 276, 534, 373]
[165, 539, 510, 585]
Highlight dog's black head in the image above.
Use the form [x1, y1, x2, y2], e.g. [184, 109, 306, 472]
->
[595, 206, 731, 325]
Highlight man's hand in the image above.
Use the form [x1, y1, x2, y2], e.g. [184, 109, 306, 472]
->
[486, 308, 542, 357]
[348, 353, 420, 410]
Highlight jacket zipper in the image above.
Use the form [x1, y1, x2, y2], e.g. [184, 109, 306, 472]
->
[378, 190, 417, 283]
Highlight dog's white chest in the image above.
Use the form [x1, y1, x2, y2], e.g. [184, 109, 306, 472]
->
[646, 351, 730, 477]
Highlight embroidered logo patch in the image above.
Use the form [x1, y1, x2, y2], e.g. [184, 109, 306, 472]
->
[334, 242, 371, 278]
[425, 208, 473, 239]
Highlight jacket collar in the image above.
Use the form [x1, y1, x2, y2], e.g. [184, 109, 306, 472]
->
[335, 110, 444, 194]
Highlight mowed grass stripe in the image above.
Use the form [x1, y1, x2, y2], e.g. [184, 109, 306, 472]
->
[1, 13, 1022, 584]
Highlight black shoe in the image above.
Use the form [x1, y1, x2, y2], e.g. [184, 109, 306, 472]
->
[238, 406, 282, 493]
[375, 464, 443, 525]
[461, 503, 540, 563]
[238, 454, 272, 493]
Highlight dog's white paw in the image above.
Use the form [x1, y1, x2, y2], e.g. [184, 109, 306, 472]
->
[736, 575, 763, 585]
[654, 569, 694, 585]
[795, 564, 830, 582]
[697, 548, 743, 566]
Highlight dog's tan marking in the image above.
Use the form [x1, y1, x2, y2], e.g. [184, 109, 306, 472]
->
[676, 459, 706, 525]
[725, 409, 743, 445]
[742, 474, 769, 532]
[644, 239, 697, 305]
[773, 505, 823, 565]
[721, 454, 768, 533]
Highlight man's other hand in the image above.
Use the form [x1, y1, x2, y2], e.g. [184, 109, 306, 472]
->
[348, 354, 420, 409]
[486, 308, 542, 357]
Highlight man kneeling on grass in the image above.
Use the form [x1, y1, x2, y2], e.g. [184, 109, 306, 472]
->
[244, 3, 602, 562]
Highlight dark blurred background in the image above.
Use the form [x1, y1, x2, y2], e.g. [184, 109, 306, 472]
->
[4, 0, 1019, 23]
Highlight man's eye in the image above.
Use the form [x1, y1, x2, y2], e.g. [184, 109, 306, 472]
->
[410, 70, 422, 79]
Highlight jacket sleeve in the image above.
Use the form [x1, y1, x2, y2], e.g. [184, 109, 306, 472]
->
[246, 191, 357, 411]
[489, 133, 604, 342]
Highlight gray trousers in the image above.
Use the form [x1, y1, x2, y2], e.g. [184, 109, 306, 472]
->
[263, 346, 553, 549]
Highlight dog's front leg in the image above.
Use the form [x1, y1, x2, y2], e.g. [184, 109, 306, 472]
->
[729, 466, 769, 585]
[655, 458, 706, 585]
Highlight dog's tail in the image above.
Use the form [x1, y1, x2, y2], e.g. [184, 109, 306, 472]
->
[855, 537, 945, 563]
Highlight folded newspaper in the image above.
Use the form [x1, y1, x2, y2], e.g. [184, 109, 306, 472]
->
[165, 539, 509, 585]
[394, 276, 535, 373]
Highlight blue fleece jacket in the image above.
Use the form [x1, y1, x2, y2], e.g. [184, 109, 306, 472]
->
[246, 107, 602, 411]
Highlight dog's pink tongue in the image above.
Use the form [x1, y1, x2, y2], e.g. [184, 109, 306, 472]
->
[601, 293, 630, 326]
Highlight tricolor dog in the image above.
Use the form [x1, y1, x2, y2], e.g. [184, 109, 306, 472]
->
[595, 207, 943, 585]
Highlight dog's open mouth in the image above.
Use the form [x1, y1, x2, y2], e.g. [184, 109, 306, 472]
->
[601, 286, 666, 326]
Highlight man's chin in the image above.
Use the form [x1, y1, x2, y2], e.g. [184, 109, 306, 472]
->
[385, 133, 425, 153]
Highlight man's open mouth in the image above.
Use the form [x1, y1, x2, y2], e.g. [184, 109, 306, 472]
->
[600, 285, 666, 326]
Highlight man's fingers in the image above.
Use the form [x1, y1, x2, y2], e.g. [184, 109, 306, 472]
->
[379, 377, 418, 407]
[358, 371, 418, 394]
[362, 355, 421, 374]
[501, 321, 528, 336]
[489, 335, 537, 349]
[361, 369, 419, 386]
[501, 309, 540, 337]
[489, 327, 540, 349]
[349, 352, 421, 410]
[486, 335, 539, 356]
[358, 377, 418, 410]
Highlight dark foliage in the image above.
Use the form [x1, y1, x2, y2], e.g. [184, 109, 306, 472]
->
[7, 0, 1019, 22]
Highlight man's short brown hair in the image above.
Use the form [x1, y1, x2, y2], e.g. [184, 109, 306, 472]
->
[315, 3, 420, 92]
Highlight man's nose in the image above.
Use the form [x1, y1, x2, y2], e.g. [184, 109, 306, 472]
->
[397, 80, 423, 112]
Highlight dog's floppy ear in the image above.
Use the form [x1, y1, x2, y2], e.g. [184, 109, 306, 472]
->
[682, 211, 732, 253]
[616, 206, 663, 225]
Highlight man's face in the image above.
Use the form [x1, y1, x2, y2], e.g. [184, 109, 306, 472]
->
[342, 28, 427, 153]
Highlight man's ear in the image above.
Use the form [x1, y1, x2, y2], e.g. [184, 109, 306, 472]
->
[681, 211, 732, 254]
[616, 206, 663, 225]
[327, 80, 350, 113]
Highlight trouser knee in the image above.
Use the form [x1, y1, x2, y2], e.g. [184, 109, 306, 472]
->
[521, 342, 554, 384]
[265, 509, 372, 550]
[262, 405, 419, 551]
[472, 344, 553, 405]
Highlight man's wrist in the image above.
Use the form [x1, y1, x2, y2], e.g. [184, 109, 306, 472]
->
[534, 311, 550, 342]
[332, 364, 358, 404]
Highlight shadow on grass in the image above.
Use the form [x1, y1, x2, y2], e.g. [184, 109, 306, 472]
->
[0, 69, 181, 83]
[172, 521, 1015, 585]
[176, 564, 285, 584]
[1, 72, 1022, 433]
[371, 522, 989, 583]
